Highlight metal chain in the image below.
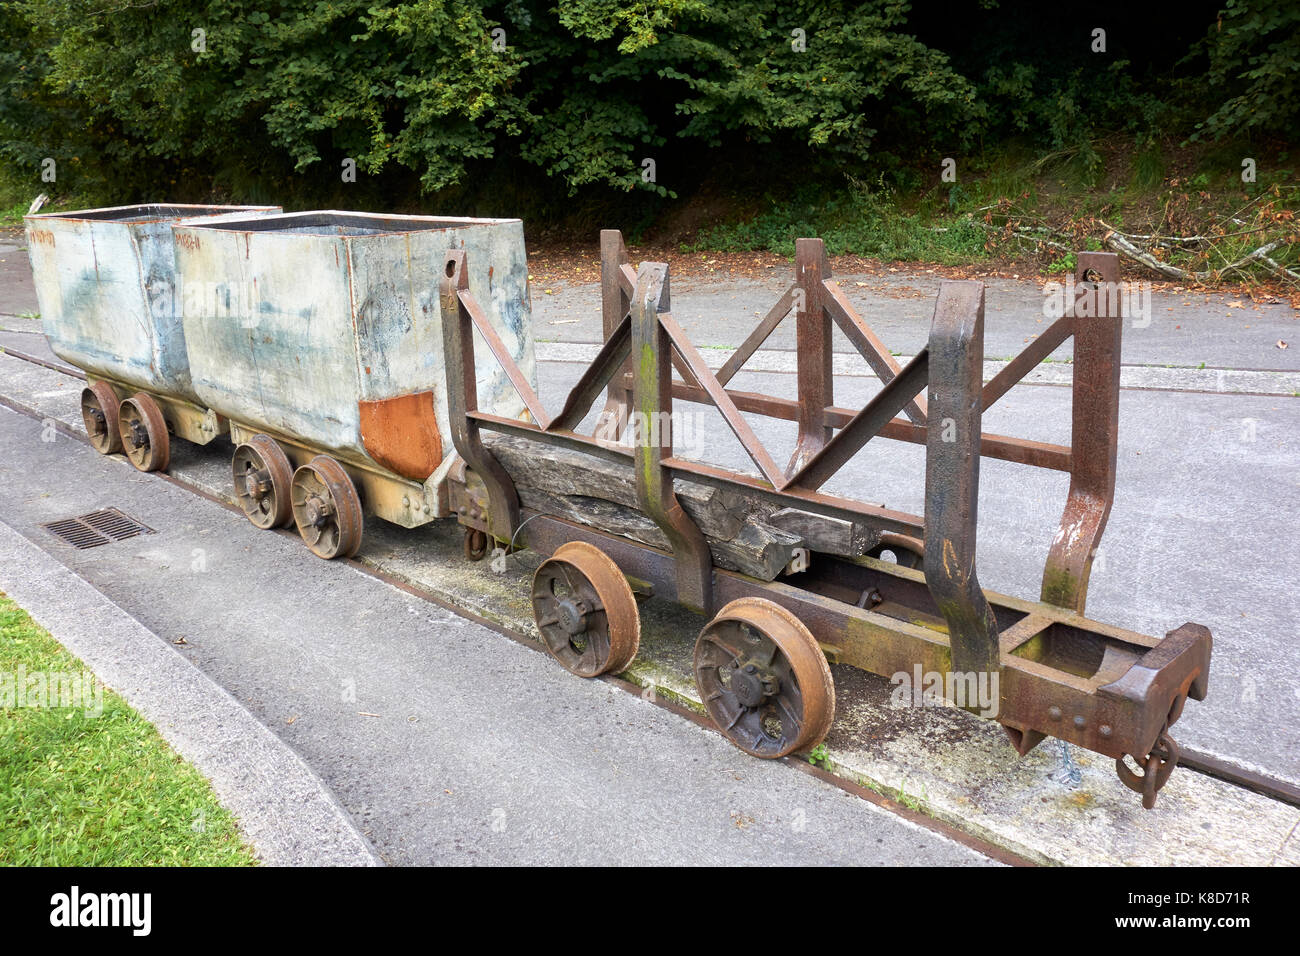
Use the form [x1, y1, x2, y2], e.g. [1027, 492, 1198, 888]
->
[1053, 738, 1082, 787]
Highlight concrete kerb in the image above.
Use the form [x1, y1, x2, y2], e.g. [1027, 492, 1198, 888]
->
[0, 517, 382, 867]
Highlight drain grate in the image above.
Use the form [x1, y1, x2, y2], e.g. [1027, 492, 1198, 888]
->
[42, 508, 155, 550]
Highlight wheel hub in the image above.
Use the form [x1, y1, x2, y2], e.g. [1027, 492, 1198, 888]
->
[241, 468, 270, 498]
[731, 662, 776, 708]
[128, 420, 149, 447]
[557, 597, 589, 635]
[303, 495, 331, 527]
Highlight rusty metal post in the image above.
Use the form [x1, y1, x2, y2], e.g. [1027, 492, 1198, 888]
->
[923, 280, 1001, 679]
[594, 229, 633, 441]
[441, 250, 520, 543]
[1040, 252, 1122, 614]
[630, 262, 712, 613]
[786, 238, 834, 477]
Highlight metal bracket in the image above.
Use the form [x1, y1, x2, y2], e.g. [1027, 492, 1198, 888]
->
[440, 250, 520, 544]
[923, 280, 1002, 678]
[629, 262, 713, 614]
[1040, 252, 1123, 614]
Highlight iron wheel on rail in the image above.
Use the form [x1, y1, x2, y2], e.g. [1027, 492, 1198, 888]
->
[291, 455, 364, 559]
[694, 597, 835, 759]
[117, 392, 170, 472]
[232, 434, 295, 530]
[531, 541, 640, 677]
[81, 381, 122, 455]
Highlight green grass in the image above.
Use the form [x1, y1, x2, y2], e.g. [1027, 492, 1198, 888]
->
[682, 179, 988, 264]
[0, 592, 256, 865]
[895, 778, 930, 814]
[0, 201, 30, 228]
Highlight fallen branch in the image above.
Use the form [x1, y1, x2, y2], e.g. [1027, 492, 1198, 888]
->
[1099, 221, 1293, 283]
[1097, 225, 1192, 280]
[970, 205, 1298, 286]
[1259, 253, 1300, 283]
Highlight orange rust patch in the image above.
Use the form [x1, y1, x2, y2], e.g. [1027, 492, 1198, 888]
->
[358, 391, 443, 481]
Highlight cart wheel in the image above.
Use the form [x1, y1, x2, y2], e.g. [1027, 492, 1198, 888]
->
[694, 597, 834, 759]
[117, 393, 170, 472]
[81, 382, 122, 454]
[531, 541, 639, 677]
[290, 455, 363, 559]
[463, 527, 489, 561]
[867, 533, 925, 570]
[232, 435, 294, 530]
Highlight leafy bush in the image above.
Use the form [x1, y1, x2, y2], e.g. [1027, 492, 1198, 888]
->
[1192, 0, 1300, 141]
[0, 0, 982, 204]
[0, 1, 1292, 213]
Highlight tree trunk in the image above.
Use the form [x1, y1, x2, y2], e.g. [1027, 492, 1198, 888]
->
[483, 432, 880, 580]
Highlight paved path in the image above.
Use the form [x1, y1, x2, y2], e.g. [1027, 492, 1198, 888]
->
[531, 269, 1299, 370]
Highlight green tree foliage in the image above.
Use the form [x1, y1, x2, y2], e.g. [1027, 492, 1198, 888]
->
[1194, 0, 1300, 140]
[0, 0, 978, 200]
[0, 1, 1291, 206]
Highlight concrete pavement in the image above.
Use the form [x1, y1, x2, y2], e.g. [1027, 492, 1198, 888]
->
[532, 268, 1299, 370]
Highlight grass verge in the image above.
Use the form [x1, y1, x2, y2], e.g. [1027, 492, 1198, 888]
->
[0, 591, 256, 865]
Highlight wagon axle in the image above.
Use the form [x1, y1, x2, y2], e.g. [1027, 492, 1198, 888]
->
[237, 469, 271, 500]
[555, 597, 591, 635]
[300, 494, 333, 527]
[125, 419, 149, 449]
[730, 661, 779, 708]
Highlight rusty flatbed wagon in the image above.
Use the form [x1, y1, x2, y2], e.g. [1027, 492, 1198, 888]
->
[440, 230, 1212, 809]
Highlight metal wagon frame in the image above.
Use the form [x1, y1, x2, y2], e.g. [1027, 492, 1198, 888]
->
[442, 231, 1210, 808]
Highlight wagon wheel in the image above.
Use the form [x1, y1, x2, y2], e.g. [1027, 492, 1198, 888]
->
[117, 393, 170, 472]
[531, 541, 639, 677]
[463, 527, 489, 561]
[232, 435, 294, 530]
[290, 455, 363, 559]
[867, 533, 925, 571]
[694, 597, 835, 759]
[81, 382, 122, 454]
